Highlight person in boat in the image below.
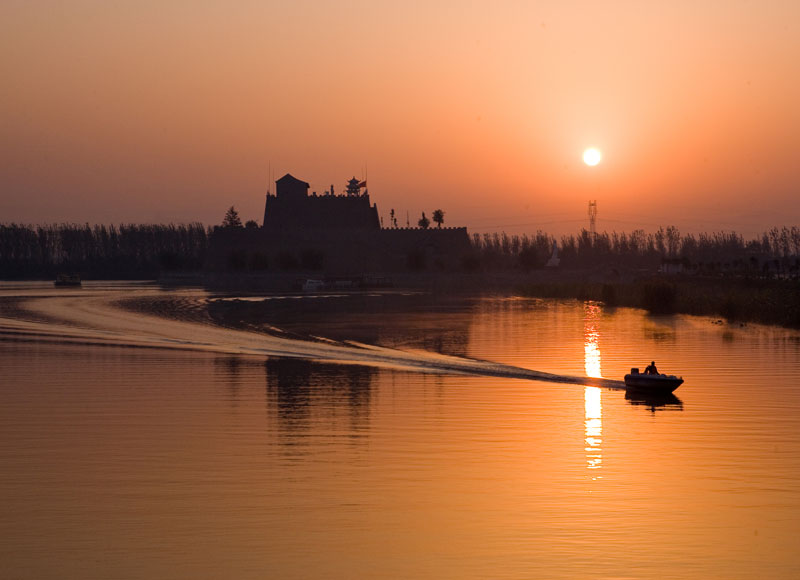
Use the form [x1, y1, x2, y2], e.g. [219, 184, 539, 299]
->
[644, 361, 659, 375]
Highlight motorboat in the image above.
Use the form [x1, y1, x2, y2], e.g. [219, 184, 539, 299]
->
[624, 367, 683, 394]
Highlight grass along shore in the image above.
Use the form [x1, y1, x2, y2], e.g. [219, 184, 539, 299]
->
[518, 276, 800, 329]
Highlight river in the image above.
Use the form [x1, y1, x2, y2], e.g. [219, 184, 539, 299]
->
[1, 282, 799, 579]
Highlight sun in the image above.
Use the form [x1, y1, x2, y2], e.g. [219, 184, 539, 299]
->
[583, 148, 602, 166]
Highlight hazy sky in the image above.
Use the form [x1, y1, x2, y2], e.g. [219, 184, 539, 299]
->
[2, 0, 798, 237]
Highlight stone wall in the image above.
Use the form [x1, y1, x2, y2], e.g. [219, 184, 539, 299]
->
[206, 226, 472, 275]
[262, 193, 380, 231]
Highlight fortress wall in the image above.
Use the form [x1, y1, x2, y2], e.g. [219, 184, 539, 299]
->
[206, 226, 473, 274]
[214, 177, 471, 275]
[263, 194, 380, 231]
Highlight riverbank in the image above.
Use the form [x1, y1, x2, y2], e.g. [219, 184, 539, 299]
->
[7, 267, 797, 330]
[176, 269, 800, 329]
[518, 275, 800, 329]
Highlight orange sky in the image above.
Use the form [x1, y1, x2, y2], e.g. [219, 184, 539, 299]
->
[2, 1, 798, 237]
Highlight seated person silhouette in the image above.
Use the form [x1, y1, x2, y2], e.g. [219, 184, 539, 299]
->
[644, 361, 659, 375]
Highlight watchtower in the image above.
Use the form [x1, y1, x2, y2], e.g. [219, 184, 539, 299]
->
[346, 177, 361, 197]
[276, 174, 310, 200]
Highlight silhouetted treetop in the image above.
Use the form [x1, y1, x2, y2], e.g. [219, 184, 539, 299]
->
[418, 212, 430, 229]
[432, 209, 445, 228]
[222, 206, 243, 228]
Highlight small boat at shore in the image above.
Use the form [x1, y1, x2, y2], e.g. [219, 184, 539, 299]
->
[54, 273, 81, 287]
[624, 367, 683, 394]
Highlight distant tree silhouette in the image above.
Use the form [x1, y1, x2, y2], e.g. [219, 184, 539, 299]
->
[432, 209, 445, 228]
[2, 220, 798, 282]
[245, 219, 259, 229]
[222, 206, 243, 228]
[390, 208, 396, 228]
[418, 212, 430, 229]
[0, 222, 208, 279]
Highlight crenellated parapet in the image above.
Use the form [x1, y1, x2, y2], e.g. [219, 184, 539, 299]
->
[263, 173, 379, 231]
[380, 226, 468, 232]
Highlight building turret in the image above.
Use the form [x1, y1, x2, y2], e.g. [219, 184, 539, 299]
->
[275, 173, 310, 200]
[263, 172, 379, 231]
[346, 177, 361, 197]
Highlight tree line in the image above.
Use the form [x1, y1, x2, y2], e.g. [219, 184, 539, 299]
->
[1, 220, 798, 279]
[471, 226, 800, 275]
[0, 223, 208, 279]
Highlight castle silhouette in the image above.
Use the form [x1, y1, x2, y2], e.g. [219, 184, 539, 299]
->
[207, 173, 471, 280]
[263, 174, 380, 231]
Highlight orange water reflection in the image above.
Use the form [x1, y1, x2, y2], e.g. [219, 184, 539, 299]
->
[585, 387, 602, 473]
[583, 302, 602, 379]
[584, 302, 603, 474]
[3, 290, 800, 578]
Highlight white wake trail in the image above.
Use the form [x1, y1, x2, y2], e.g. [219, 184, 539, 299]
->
[0, 287, 625, 389]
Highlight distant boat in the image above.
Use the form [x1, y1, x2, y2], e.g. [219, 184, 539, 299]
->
[624, 367, 683, 394]
[301, 279, 325, 292]
[54, 273, 81, 287]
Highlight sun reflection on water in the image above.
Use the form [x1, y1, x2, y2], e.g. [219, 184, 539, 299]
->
[584, 302, 602, 379]
[585, 387, 602, 473]
[584, 302, 603, 474]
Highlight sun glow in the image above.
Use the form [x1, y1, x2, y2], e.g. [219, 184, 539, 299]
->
[583, 148, 602, 166]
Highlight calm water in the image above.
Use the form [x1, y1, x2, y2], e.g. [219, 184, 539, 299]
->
[1, 283, 799, 579]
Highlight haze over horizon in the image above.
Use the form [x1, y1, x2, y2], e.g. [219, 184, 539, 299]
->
[2, 1, 798, 238]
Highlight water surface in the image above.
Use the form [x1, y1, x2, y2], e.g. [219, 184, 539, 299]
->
[1, 283, 799, 579]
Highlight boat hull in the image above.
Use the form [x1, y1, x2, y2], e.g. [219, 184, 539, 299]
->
[624, 373, 683, 394]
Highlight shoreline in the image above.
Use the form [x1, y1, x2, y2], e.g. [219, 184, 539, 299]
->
[3, 269, 799, 330]
[516, 275, 800, 330]
[175, 270, 800, 330]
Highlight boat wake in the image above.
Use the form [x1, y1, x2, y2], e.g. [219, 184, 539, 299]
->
[0, 285, 625, 389]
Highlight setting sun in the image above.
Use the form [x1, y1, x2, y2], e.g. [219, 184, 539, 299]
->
[583, 148, 602, 167]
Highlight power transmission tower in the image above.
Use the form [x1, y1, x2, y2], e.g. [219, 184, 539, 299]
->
[588, 200, 597, 240]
